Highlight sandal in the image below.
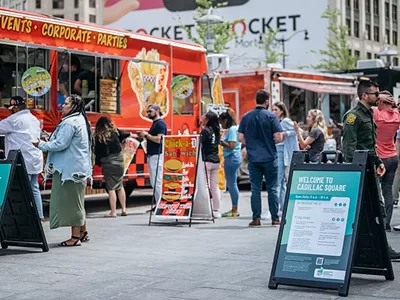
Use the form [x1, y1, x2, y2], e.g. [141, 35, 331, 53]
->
[58, 236, 81, 247]
[80, 231, 90, 242]
[121, 211, 128, 217]
[104, 213, 117, 218]
[222, 210, 240, 218]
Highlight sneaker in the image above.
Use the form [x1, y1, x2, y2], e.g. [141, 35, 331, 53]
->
[249, 218, 261, 227]
[213, 211, 221, 219]
[272, 220, 281, 226]
[388, 245, 400, 260]
[222, 210, 240, 217]
[393, 225, 400, 231]
[261, 212, 271, 221]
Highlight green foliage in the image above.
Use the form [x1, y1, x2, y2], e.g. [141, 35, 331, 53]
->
[312, 9, 358, 70]
[263, 29, 286, 64]
[181, 0, 241, 53]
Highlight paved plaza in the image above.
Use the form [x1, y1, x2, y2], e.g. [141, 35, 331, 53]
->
[0, 189, 400, 300]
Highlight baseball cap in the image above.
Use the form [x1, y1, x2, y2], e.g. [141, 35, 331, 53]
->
[148, 104, 163, 116]
[5, 96, 26, 110]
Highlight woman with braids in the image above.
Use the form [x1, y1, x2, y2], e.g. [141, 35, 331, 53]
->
[219, 108, 242, 217]
[294, 109, 328, 163]
[33, 95, 92, 247]
[201, 111, 221, 218]
[94, 117, 132, 218]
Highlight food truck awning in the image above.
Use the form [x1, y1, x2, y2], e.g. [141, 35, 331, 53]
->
[281, 79, 357, 95]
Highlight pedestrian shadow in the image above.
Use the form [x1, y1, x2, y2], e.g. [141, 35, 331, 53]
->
[86, 212, 147, 219]
[0, 248, 43, 256]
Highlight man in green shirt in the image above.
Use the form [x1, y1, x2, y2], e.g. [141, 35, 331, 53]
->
[342, 80, 400, 260]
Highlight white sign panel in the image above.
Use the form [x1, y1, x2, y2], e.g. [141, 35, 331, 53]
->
[103, 0, 329, 70]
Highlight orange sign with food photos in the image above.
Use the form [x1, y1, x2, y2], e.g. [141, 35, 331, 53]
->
[155, 135, 199, 219]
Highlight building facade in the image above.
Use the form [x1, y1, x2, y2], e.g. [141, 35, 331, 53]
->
[0, 0, 101, 24]
[331, 0, 400, 65]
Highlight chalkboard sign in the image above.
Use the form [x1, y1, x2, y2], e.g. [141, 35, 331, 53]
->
[0, 150, 48, 252]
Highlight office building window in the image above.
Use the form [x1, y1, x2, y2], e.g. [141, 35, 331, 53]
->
[52, 0, 64, 9]
[346, 18, 351, 35]
[354, 0, 359, 10]
[346, 0, 351, 8]
[89, 0, 96, 8]
[22, 0, 26, 10]
[366, 0, 371, 13]
[89, 14, 96, 23]
[354, 50, 360, 57]
[394, 57, 399, 66]
[386, 29, 390, 43]
[16, 3, 20, 10]
[349, 49, 352, 56]
[74, 14, 79, 21]
[53, 14, 64, 19]
[367, 52, 372, 59]
[354, 21, 359, 38]
[374, 0, 379, 15]
[394, 31, 398, 45]
[36, 0, 40, 9]
[385, 2, 390, 19]
[74, 0, 78, 8]
[366, 24, 371, 40]
[374, 26, 379, 41]
[393, 5, 398, 21]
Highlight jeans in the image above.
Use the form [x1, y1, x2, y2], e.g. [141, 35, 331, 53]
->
[248, 159, 279, 221]
[148, 154, 162, 204]
[224, 153, 242, 207]
[205, 162, 221, 211]
[277, 149, 286, 211]
[381, 156, 398, 227]
[28, 174, 44, 219]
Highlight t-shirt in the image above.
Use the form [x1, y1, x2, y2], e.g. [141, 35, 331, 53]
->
[78, 70, 96, 92]
[222, 125, 241, 157]
[201, 127, 220, 163]
[94, 129, 130, 166]
[308, 128, 325, 162]
[238, 107, 282, 163]
[147, 118, 167, 156]
[374, 108, 400, 159]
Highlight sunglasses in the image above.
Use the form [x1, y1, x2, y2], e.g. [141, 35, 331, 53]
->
[147, 110, 154, 114]
[366, 92, 380, 97]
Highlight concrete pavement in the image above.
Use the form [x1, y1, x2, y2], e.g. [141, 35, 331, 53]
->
[1, 189, 400, 300]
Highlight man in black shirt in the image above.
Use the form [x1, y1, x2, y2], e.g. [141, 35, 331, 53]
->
[138, 104, 167, 205]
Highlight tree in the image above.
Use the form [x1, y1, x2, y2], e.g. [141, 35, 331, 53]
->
[181, 0, 241, 54]
[263, 29, 286, 65]
[311, 9, 358, 70]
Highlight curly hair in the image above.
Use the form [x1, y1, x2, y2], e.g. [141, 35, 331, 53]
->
[94, 116, 118, 144]
[308, 109, 328, 141]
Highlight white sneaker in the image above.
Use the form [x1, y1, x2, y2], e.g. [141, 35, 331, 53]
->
[261, 212, 271, 220]
[213, 211, 221, 219]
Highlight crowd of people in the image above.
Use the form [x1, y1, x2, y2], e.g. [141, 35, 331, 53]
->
[1, 80, 400, 256]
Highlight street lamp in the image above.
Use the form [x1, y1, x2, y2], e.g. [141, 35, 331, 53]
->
[196, 7, 224, 53]
[264, 29, 309, 68]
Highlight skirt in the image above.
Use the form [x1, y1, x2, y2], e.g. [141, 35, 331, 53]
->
[101, 152, 125, 191]
[50, 172, 86, 230]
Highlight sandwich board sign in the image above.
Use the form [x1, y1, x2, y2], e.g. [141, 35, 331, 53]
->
[269, 150, 393, 297]
[148, 135, 213, 227]
[0, 150, 49, 252]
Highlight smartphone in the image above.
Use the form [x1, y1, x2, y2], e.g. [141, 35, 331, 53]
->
[163, 0, 249, 12]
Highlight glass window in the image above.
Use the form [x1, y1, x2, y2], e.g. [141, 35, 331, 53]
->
[374, 26, 380, 41]
[393, 31, 398, 45]
[374, 0, 379, 15]
[354, 0, 359, 10]
[57, 53, 120, 113]
[52, 0, 64, 9]
[393, 5, 398, 21]
[74, 0, 79, 8]
[367, 52, 372, 59]
[394, 57, 399, 66]
[0, 44, 50, 110]
[22, 0, 27, 10]
[53, 14, 64, 19]
[346, 0, 350, 8]
[201, 74, 212, 115]
[16, 3, 20, 10]
[74, 14, 79, 21]
[346, 18, 351, 35]
[172, 75, 197, 115]
[89, 0, 96, 8]
[89, 14, 96, 23]
[386, 29, 390, 43]
[385, 2, 390, 19]
[366, 0, 371, 13]
[366, 24, 371, 39]
[354, 50, 360, 57]
[354, 21, 359, 38]
[35, 0, 40, 9]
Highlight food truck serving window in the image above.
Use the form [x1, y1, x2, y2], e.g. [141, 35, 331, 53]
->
[0, 44, 50, 110]
[172, 74, 197, 115]
[57, 53, 120, 114]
